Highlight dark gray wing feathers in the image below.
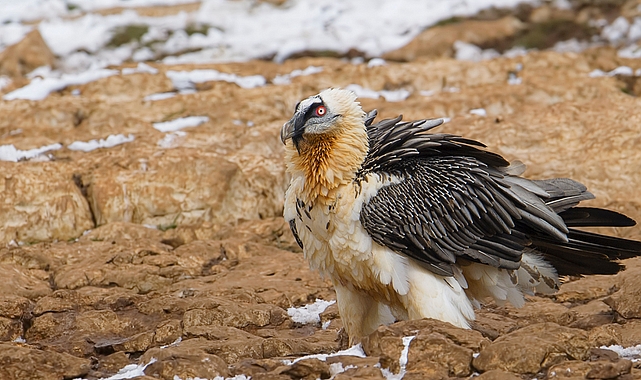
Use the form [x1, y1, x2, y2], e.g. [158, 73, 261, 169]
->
[358, 115, 586, 277]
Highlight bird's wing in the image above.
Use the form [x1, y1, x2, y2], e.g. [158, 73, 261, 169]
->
[359, 116, 571, 277]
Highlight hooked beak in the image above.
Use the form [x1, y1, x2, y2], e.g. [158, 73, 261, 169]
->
[280, 118, 296, 144]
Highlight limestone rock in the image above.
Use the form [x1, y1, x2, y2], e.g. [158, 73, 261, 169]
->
[141, 338, 230, 380]
[0, 343, 91, 380]
[384, 16, 525, 61]
[87, 149, 285, 229]
[473, 323, 591, 374]
[604, 265, 641, 319]
[547, 359, 632, 379]
[0, 30, 56, 78]
[363, 319, 489, 375]
[0, 163, 94, 245]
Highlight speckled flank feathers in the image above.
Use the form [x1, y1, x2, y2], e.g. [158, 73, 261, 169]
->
[281, 88, 641, 343]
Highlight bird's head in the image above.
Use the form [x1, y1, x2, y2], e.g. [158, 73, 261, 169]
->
[281, 88, 366, 152]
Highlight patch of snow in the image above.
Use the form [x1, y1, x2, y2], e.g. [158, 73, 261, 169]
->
[553, 38, 595, 53]
[160, 337, 182, 349]
[628, 17, 641, 41]
[0, 22, 31, 52]
[0, 76, 11, 91]
[211, 375, 251, 380]
[157, 131, 187, 148]
[470, 108, 487, 116]
[419, 90, 435, 97]
[345, 84, 411, 102]
[508, 72, 522, 85]
[329, 362, 356, 378]
[380, 89, 411, 102]
[13, 337, 26, 343]
[288, 299, 336, 324]
[602, 16, 630, 43]
[345, 84, 381, 99]
[122, 62, 158, 75]
[367, 58, 387, 67]
[78, 358, 157, 380]
[618, 44, 641, 59]
[67, 134, 135, 152]
[601, 344, 641, 362]
[144, 92, 177, 101]
[454, 41, 499, 62]
[3, 68, 118, 101]
[0, 143, 62, 162]
[153, 116, 209, 133]
[166, 69, 266, 91]
[322, 320, 332, 330]
[589, 66, 636, 77]
[503, 46, 529, 58]
[380, 335, 415, 380]
[283, 343, 367, 366]
[272, 66, 324, 85]
[2, 0, 539, 73]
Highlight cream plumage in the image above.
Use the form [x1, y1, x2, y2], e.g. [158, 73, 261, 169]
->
[281, 88, 641, 343]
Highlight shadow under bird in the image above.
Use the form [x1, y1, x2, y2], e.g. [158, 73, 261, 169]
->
[280, 88, 641, 344]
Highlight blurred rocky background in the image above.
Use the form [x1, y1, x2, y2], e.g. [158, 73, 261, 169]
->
[1, 0, 641, 379]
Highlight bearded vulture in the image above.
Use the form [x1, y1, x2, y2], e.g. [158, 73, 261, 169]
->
[281, 88, 641, 343]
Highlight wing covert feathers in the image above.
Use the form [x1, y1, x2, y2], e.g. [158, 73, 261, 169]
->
[358, 114, 641, 277]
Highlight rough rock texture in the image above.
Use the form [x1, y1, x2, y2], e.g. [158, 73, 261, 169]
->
[384, 16, 526, 61]
[0, 30, 55, 79]
[1, 3, 641, 380]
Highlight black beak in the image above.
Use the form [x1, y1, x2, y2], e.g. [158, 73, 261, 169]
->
[281, 97, 322, 145]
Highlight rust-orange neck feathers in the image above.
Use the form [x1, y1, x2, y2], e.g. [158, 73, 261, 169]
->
[285, 111, 368, 202]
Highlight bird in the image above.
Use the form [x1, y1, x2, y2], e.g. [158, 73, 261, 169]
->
[280, 88, 641, 344]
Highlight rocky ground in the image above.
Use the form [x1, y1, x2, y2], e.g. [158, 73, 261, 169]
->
[1, 1, 641, 380]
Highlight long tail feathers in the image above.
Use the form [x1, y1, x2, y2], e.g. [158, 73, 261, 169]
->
[531, 207, 641, 276]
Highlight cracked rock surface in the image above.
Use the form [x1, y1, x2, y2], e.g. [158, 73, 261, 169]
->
[1, 2, 641, 379]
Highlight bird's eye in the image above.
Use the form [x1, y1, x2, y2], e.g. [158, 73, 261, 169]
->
[315, 105, 327, 117]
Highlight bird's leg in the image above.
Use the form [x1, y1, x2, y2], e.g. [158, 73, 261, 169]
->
[333, 282, 395, 345]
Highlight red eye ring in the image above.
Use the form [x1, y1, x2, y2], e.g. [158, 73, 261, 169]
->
[315, 105, 327, 117]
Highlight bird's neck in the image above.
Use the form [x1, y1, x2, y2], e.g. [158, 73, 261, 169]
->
[286, 127, 369, 203]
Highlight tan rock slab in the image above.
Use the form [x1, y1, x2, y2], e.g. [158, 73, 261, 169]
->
[473, 322, 592, 374]
[0, 162, 94, 245]
[0, 30, 55, 78]
[0, 343, 91, 380]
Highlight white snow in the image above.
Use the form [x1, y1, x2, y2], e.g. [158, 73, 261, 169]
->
[287, 299, 336, 324]
[380, 335, 415, 380]
[3, 68, 118, 101]
[601, 344, 641, 362]
[272, 66, 324, 85]
[367, 58, 387, 67]
[0, 76, 11, 91]
[12, 337, 26, 343]
[282, 343, 367, 365]
[454, 41, 500, 62]
[122, 62, 159, 75]
[470, 108, 487, 116]
[602, 16, 631, 43]
[589, 66, 636, 78]
[75, 358, 157, 380]
[211, 375, 251, 380]
[345, 84, 411, 102]
[0, 143, 62, 162]
[157, 131, 187, 148]
[67, 134, 135, 152]
[619, 44, 641, 59]
[166, 69, 266, 91]
[144, 92, 177, 101]
[153, 116, 209, 132]
[0, 0, 539, 76]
